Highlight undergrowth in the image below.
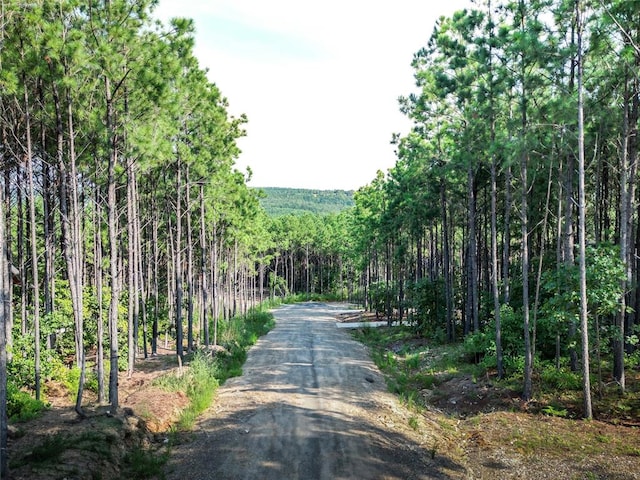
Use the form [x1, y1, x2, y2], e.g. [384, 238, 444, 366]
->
[155, 305, 276, 431]
[353, 323, 640, 428]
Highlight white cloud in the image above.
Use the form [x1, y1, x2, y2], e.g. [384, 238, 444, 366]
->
[154, 0, 474, 190]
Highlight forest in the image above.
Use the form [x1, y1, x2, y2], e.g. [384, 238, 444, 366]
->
[258, 187, 354, 216]
[0, 0, 639, 476]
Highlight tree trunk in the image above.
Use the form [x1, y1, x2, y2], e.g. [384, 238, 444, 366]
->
[186, 175, 194, 351]
[127, 159, 137, 376]
[175, 159, 184, 360]
[152, 200, 159, 355]
[66, 88, 86, 417]
[200, 185, 209, 347]
[441, 180, 454, 342]
[576, 0, 593, 418]
[23, 81, 42, 400]
[467, 160, 479, 333]
[614, 82, 630, 391]
[0, 168, 9, 479]
[519, 0, 533, 401]
[106, 75, 120, 411]
[490, 134, 503, 379]
[94, 192, 106, 404]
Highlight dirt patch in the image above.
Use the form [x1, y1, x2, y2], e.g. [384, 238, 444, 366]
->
[462, 411, 640, 479]
[423, 374, 520, 416]
[8, 348, 186, 480]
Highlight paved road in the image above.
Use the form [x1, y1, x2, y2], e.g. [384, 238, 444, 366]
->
[166, 302, 464, 480]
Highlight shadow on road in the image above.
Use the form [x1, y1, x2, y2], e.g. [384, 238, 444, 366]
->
[166, 302, 467, 480]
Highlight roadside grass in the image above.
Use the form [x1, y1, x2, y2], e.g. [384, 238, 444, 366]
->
[123, 446, 170, 480]
[155, 305, 276, 433]
[354, 325, 465, 403]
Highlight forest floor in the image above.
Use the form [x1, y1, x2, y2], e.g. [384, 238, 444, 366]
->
[8, 347, 188, 480]
[7, 305, 640, 479]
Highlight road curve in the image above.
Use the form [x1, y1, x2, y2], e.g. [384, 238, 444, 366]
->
[165, 302, 465, 480]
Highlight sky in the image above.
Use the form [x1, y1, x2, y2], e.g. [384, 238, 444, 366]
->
[153, 1, 473, 191]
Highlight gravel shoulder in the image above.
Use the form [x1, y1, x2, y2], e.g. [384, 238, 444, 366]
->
[165, 302, 466, 480]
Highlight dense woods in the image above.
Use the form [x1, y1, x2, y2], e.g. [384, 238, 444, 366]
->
[0, 1, 268, 475]
[1, 0, 640, 475]
[345, 0, 640, 420]
[258, 187, 354, 216]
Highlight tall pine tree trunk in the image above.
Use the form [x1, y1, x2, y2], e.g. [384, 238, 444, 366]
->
[519, 0, 533, 401]
[576, 0, 592, 418]
[186, 175, 194, 351]
[174, 158, 184, 361]
[22, 77, 42, 401]
[0, 166, 9, 479]
[106, 76, 120, 411]
[441, 180, 454, 342]
[199, 185, 209, 347]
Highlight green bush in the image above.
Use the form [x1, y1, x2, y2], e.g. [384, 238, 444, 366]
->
[406, 277, 446, 337]
[7, 382, 48, 421]
[540, 363, 582, 391]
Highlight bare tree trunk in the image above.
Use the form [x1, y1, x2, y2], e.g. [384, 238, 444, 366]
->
[441, 180, 454, 342]
[199, 186, 209, 347]
[615, 82, 630, 392]
[576, 0, 592, 418]
[211, 223, 219, 346]
[23, 80, 42, 400]
[467, 162, 479, 333]
[152, 199, 159, 355]
[106, 76, 120, 411]
[490, 134, 503, 379]
[175, 159, 184, 360]
[94, 192, 106, 404]
[65, 88, 86, 417]
[0, 166, 9, 479]
[17, 166, 26, 338]
[127, 161, 136, 376]
[186, 174, 194, 351]
[519, 0, 532, 401]
[1, 164, 11, 363]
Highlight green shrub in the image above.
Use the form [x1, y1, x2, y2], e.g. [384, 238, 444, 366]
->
[30, 434, 68, 463]
[7, 382, 48, 421]
[541, 404, 568, 417]
[540, 364, 582, 391]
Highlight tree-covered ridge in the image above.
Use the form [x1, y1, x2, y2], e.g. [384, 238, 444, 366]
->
[257, 187, 354, 216]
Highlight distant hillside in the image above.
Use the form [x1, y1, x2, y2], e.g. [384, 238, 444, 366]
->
[257, 187, 354, 216]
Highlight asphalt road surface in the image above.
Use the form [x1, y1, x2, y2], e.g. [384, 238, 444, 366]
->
[166, 302, 465, 480]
